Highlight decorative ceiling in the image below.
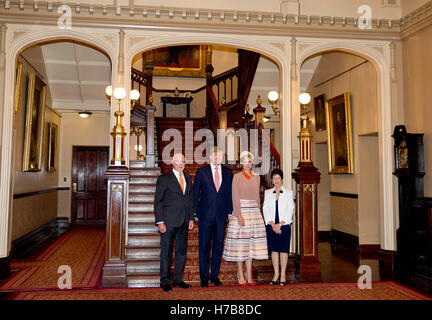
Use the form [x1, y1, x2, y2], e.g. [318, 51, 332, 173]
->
[39, 42, 111, 112]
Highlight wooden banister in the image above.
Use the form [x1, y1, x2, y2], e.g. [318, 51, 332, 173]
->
[208, 67, 238, 86]
[258, 123, 280, 166]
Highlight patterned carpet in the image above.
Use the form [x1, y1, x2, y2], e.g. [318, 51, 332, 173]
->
[0, 226, 105, 291]
[10, 282, 431, 300]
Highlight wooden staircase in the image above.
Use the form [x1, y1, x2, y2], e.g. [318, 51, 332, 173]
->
[126, 161, 161, 287]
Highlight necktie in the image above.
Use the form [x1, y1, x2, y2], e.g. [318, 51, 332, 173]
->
[179, 172, 184, 194]
[214, 166, 220, 192]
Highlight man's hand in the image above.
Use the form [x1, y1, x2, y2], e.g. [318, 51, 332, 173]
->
[194, 217, 199, 222]
[188, 220, 195, 230]
[158, 222, 166, 234]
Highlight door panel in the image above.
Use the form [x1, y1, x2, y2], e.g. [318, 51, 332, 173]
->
[72, 146, 109, 225]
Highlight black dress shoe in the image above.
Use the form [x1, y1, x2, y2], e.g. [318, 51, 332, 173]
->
[172, 281, 192, 289]
[201, 280, 209, 288]
[162, 284, 172, 292]
[210, 278, 222, 286]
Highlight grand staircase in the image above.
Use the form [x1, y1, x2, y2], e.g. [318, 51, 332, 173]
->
[126, 161, 161, 287]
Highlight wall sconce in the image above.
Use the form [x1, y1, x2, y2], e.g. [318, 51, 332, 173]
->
[299, 92, 311, 114]
[268, 90, 280, 116]
[79, 111, 92, 118]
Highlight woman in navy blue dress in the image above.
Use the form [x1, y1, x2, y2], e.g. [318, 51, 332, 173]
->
[263, 169, 295, 286]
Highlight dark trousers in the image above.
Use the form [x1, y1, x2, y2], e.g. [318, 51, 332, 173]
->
[198, 219, 227, 281]
[160, 221, 188, 286]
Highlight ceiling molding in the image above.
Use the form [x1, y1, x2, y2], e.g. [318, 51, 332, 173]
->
[0, 1, 403, 41]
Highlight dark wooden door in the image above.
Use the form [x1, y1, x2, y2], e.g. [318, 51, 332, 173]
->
[72, 146, 109, 225]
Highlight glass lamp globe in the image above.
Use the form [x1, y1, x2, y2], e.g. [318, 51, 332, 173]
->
[299, 93, 311, 105]
[130, 89, 140, 101]
[105, 85, 112, 97]
[268, 91, 279, 103]
[113, 87, 127, 100]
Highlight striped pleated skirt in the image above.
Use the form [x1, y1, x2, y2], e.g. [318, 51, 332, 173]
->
[223, 199, 269, 262]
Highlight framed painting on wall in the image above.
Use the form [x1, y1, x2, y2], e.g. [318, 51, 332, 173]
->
[325, 92, 354, 174]
[47, 122, 58, 172]
[151, 45, 206, 78]
[22, 72, 46, 171]
[14, 59, 23, 114]
[314, 94, 326, 131]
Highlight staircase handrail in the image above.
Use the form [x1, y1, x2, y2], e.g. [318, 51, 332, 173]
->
[258, 122, 280, 166]
[208, 67, 239, 86]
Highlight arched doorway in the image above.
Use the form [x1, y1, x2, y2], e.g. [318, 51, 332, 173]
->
[0, 30, 116, 287]
[297, 41, 393, 281]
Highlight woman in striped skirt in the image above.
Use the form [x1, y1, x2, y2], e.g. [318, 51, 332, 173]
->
[222, 151, 268, 285]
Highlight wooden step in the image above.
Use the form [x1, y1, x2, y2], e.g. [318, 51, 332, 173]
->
[126, 247, 160, 259]
[129, 184, 156, 194]
[128, 203, 154, 213]
[128, 223, 158, 235]
[129, 169, 161, 176]
[128, 194, 155, 203]
[127, 275, 160, 288]
[129, 176, 159, 184]
[127, 213, 155, 224]
[127, 234, 160, 247]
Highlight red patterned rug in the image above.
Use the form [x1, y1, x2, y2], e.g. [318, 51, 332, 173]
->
[10, 281, 431, 300]
[0, 226, 105, 291]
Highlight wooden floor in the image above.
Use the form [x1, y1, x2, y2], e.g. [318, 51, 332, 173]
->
[256, 241, 380, 283]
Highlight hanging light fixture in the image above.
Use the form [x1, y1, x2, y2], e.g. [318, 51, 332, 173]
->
[79, 111, 92, 118]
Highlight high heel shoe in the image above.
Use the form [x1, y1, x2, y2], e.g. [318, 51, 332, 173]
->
[270, 276, 280, 285]
[237, 273, 247, 286]
[245, 274, 257, 286]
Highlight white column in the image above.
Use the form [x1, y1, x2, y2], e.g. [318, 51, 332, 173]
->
[0, 24, 10, 258]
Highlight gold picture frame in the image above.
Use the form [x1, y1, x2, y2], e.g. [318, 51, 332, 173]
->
[22, 72, 46, 171]
[14, 59, 23, 114]
[151, 45, 206, 78]
[325, 92, 354, 174]
[47, 122, 58, 172]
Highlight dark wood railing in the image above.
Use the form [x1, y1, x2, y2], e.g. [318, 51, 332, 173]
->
[258, 122, 281, 189]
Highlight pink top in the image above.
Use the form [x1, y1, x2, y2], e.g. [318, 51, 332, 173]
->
[232, 171, 261, 217]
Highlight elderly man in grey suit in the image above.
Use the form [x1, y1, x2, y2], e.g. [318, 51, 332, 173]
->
[154, 153, 195, 292]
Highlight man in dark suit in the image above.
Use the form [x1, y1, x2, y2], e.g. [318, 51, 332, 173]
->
[193, 146, 233, 288]
[154, 153, 195, 292]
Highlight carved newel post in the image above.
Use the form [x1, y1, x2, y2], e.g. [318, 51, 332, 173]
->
[102, 102, 130, 287]
[292, 115, 321, 281]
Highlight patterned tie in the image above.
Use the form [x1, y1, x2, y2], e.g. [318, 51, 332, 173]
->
[214, 166, 220, 192]
[179, 172, 184, 194]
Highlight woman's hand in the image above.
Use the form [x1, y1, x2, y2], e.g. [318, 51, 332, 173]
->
[272, 223, 282, 235]
[237, 215, 245, 227]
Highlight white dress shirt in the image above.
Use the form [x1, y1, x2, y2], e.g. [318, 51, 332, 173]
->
[172, 169, 186, 194]
[210, 163, 222, 189]
[263, 186, 295, 226]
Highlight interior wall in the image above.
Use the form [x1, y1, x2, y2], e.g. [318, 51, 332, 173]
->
[11, 52, 60, 241]
[358, 135, 380, 245]
[315, 143, 331, 231]
[57, 112, 111, 220]
[306, 51, 379, 238]
[403, 26, 432, 197]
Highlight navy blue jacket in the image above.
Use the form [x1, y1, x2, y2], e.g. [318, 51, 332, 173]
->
[193, 165, 233, 223]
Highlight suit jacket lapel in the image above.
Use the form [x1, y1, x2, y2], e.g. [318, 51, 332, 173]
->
[169, 171, 183, 195]
[205, 165, 218, 193]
